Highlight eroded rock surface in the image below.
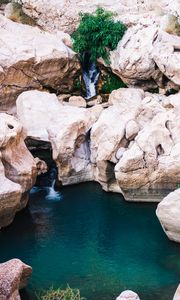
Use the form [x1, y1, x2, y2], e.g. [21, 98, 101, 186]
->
[156, 189, 180, 243]
[116, 290, 140, 300]
[0, 113, 37, 228]
[17, 90, 103, 185]
[14, 0, 180, 33]
[91, 88, 180, 201]
[0, 259, 32, 300]
[0, 15, 80, 112]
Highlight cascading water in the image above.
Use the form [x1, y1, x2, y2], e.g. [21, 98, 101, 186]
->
[82, 53, 100, 99]
[30, 165, 62, 201]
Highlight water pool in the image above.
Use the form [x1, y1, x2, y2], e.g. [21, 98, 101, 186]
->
[0, 182, 180, 300]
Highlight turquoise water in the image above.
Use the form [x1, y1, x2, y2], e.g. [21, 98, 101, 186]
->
[0, 182, 180, 300]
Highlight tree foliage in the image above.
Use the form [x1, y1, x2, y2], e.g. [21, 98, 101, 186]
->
[72, 8, 127, 63]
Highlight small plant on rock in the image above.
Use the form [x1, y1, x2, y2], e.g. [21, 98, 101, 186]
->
[37, 285, 85, 300]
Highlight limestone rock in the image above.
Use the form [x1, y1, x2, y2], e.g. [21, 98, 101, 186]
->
[116, 290, 140, 300]
[5, 2, 37, 26]
[156, 189, 180, 243]
[110, 24, 162, 89]
[90, 88, 180, 201]
[16, 90, 102, 185]
[160, 15, 180, 36]
[0, 259, 32, 300]
[173, 285, 180, 300]
[153, 31, 180, 86]
[0, 113, 37, 228]
[15, 0, 180, 33]
[69, 96, 87, 108]
[0, 15, 80, 111]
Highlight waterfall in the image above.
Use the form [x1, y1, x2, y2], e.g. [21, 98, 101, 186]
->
[82, 53, 100, 99]
[30, 166, 62, 201]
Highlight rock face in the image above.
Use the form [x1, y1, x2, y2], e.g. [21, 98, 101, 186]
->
[91, 88, 180, 201]
[116, 290, 140, 300]
[14, 0, 180, 33]
[0, 113, 37, 228]
[0, 259, 32, 300]
[17, 90, 103, 185]
[173, 285, 180, 300]
[156, 189, 180, 243]
[0, 15, 80, 112]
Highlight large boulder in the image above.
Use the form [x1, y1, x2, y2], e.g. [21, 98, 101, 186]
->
[156, 189, 180, 243]
[0, 15, 80, 112]
[16, 90, 103, 185]
[90, 88, 180, 201]
[0, 113, 37, 228]
[0, 259, 32, 300]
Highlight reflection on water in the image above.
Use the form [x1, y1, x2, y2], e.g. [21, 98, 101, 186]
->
[0, 182, 180, 300]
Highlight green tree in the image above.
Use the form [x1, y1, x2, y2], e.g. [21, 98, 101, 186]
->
[72, 8, 127, 64]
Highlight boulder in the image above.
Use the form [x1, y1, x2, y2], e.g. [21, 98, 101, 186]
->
[0, 15, 80, 112]
[153, 31, 180, 86]
[173, 285, 180, 300]
[90, 88, 180, 201]
[0, 113, 37, 228]
[156, 189, 180, 243]
[69, 96, 87, 108]
[116, 290, 140, 300]
[16, 90, 102, 185]
[0, 259, 32, 300]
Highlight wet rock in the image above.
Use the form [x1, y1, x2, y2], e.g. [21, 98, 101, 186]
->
[116, 290, 140, 300]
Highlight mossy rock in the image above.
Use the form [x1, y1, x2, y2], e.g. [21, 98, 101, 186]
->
[5, 2, 37, 26]
[161, 14, 180, 36]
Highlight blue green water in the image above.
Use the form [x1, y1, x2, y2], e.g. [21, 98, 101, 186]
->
[0, 182, 180, 300]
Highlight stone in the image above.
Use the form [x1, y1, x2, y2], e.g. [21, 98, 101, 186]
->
[69, 96, 87, 108]
[153, 31, 180, 86]
[14, 0, 180, 33]
[5, 2, 37, 26]
[110, 24, 162, 89]
[0, 15, 80, 111]
[90, 88, 180, 201]
[160, 14, 180, 36]
[34, 157, 48, 175]
[116, 290, 140, 300]
[173, 285, 180, 300]
[0, 259, 32, 300]
[16, 90, 101, 185]
[0, 113, 37, 228]
[156, 189, 180, 243]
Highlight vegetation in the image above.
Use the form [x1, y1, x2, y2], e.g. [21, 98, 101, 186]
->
[37, 285, 85, 300]
[100, 73, 126, 94]
[72, 8, 127, 64]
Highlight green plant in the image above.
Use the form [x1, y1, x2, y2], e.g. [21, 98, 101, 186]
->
[37, 285, 85, 300]
[72, 7, 127, 64]
[101, 73, 126, 94]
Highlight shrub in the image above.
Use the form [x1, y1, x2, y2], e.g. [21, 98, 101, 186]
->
[100, 73, 127, 94]
[37, 285, 85, 300]
[72, 8, 127, 64]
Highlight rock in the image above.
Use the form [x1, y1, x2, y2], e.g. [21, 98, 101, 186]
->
[160, 14, 180, 36]
[153, 31, 180, 86]
[0, 15, 80, 111]
[110, 24, 162, 89]
[116, 290, 140, 300]
[0, 113, 37, 228]
[15, 0, 180, 33]
[16, 90, 102, 185]
[90, 88, 180, 201]
[0, 259, 32, 300]
[173, 285, 180, 300]
[156, 189, 180, 243]
[34, 157, 48, 175]
[5, 2, 37, 26]
[69, 96, 87, 108]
